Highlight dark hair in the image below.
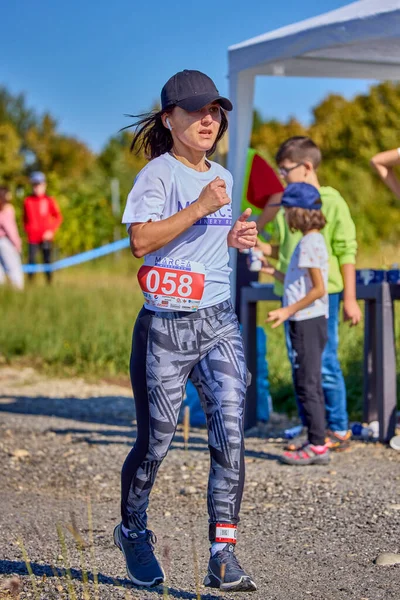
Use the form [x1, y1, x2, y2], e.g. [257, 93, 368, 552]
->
[0, 186, 10, 208]
[124, 107, 228, 160]
[285, 205, 326, 234]
[276, 136, 322, 169]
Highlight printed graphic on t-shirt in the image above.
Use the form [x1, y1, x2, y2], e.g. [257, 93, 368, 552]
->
[177, 199, 232, 226]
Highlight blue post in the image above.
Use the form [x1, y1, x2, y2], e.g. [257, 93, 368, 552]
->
[182, 325, 273, 426]
[256, 326, 273, 422]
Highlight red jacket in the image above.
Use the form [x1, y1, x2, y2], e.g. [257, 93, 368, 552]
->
[23, 194, 63, 244]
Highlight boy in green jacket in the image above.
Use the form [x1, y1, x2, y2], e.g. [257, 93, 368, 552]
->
[258, 136, 361, 450]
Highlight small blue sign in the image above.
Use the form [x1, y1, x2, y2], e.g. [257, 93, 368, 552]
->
[387, 269, 400, 284]
[356, 269, 386, 285]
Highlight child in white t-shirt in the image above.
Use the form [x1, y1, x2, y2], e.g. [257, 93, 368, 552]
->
[261, 182, 330, 465]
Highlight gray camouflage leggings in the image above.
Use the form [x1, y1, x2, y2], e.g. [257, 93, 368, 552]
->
[121, 299, 248, 540]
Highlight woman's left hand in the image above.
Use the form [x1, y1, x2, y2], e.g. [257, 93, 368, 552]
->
[228, 208, 257, 250]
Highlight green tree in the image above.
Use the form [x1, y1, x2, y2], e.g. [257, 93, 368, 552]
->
[0, 86, 37, 139]
[98, 131, 146, 208]
[0, 123, 23, 182]
[25, 114, 95, 181]
[251, 116, 307, 163]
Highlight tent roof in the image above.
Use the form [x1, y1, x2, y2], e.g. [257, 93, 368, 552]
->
[227, 0, 400, 302]
[228, 0, 400, 80]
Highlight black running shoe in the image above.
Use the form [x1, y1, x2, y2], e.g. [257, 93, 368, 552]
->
[204, 543, 257, 592]
[113, 523, 164, 587]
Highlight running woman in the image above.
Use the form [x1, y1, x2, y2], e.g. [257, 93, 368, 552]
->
[114, 69, 258, 593]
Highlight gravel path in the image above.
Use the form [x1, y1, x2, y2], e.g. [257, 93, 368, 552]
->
[0, 366, 399, 600]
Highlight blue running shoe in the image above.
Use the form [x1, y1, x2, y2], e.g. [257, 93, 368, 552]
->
[204, 543, 257, 592]
[113, 523, 164, 587]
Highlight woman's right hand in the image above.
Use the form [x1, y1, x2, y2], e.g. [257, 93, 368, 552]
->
[197, 177, 230, 216]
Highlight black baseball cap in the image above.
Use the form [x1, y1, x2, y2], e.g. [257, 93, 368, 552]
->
[161, 70, 233, 112]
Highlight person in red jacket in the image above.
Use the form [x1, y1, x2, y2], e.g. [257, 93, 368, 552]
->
[23, 172, 62, 282]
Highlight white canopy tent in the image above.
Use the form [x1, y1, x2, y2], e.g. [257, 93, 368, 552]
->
[227, 0, 400, 293]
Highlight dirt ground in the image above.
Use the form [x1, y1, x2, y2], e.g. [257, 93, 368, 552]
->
[0, 366, 399, 600]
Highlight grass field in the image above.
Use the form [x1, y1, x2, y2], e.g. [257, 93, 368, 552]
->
[1, 247, 399, 419]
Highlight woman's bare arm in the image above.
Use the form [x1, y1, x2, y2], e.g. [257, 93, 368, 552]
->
[370, 149, 400, 200]
[129, 177, 229, 258]
[129, 203, 203, 258]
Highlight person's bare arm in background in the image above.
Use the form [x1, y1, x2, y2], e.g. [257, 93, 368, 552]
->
[254, 191, 282, 260]
[341, 263, 362, 326]
[254, 191, 281, 259]
[255, 192, 283, 233]
[256, 239, 279, 260]
[370, 149, 400, 200]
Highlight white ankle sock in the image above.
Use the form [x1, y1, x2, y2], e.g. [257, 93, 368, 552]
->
[211, 542, 226, 556]
[334, 430, 348, 437]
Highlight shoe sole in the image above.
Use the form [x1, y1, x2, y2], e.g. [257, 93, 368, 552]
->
[280, 455, 330, 466]
[327, 444, 351, 452]
[204, 571, 257, 592]
[113, 525, 165, 587]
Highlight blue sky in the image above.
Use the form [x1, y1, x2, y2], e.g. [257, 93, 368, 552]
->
[1, 0, 375, 153]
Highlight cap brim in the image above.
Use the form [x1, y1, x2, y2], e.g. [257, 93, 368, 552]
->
[281, 201, 321, 209]
[177, 93, 233, 112]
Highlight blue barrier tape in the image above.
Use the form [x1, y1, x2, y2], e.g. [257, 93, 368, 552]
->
[22, 238, 130, 273]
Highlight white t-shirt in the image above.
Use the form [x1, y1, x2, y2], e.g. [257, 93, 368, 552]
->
[122, 152, 233, 310]
[283, 232, 329, 321]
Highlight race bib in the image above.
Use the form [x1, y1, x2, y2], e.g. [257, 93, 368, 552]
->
[138, 256, 205, 312]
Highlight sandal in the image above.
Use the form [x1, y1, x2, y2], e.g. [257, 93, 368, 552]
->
[325, 430, 351, 452]
[281, 443, 330, 466]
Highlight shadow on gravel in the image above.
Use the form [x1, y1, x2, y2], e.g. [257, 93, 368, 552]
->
[0, 394, 135, 426]
[48, 426, 207, 446]
[0, 395, 282, 461]
[48, 426, 210, 449]
[244, 448, 282, 461]
[0, 559, 221, 599]
[46, 427, 281, 460]
[0, 558, 129, 585]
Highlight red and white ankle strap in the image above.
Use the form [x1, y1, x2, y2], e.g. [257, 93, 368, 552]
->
[211, 523, 237, 544]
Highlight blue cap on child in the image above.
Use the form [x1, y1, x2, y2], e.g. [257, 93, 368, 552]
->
[30, 171, 46, 184]
[269, 182, 321, 210]
[281, 182, 321, 210]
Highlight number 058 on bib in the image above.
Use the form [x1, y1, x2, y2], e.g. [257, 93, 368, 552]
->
[138, 258, 206, 312]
